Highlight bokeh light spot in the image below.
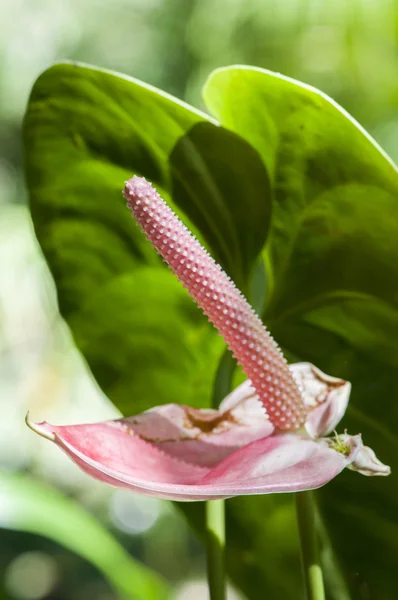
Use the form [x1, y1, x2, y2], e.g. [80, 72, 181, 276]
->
[5, 551, 58, 600]
[109, 489, 161, 534]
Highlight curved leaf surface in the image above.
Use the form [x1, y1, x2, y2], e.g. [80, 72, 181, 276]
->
[203, 66, 398, 314]
[24, 62, 271, 299]
[204, 66, 398, 599]
[23, 61, 272, 415]
[69, 266, 223, 415]
[23, 62, 273, 599]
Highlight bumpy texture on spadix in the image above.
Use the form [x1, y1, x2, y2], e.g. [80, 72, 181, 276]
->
[124, 176, 307, 429]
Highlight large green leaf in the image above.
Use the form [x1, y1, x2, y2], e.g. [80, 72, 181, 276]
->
[24, 60, 398, 600]
[203, 67, 398, 316]
[204, 66, 398, 599]
[69, 266, 223, 414]
[23, 61, 272, 414]
[23, 62, 274, 599]
[0, 473, 168, 600]
[24, 62, 270, 299]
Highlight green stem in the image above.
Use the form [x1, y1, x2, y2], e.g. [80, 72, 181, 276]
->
[205, 499, 226, 600]
[295, 492, 325, 600]
[206, 350, 233, 600]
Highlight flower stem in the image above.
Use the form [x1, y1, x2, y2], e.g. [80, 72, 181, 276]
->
[206, 499, 226, 600]
[205, 350, 232, 600]
[295, 491, 325, 600]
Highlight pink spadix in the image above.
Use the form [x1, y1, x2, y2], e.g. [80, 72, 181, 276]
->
[124, 176, 307, 430]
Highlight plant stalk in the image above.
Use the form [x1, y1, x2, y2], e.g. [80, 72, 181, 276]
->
[206, 350, 233, 600]
[206, 499, 226, 600]
[295, 491, 326, 600]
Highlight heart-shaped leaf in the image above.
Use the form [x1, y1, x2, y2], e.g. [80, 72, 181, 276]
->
[24, 62, 271, 300]
[204, 66, 398, 599]
[23, 62, 274, 415]
[23, 62, 274, 599]
[203, 67, 398, 314]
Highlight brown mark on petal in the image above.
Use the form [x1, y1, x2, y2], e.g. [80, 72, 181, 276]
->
[113, 420, 192, 445]
[311, 366, 346, 404]
[114, 409, 239, 445]
[183, 406, 239, 435]
[293, 364, 348, 408]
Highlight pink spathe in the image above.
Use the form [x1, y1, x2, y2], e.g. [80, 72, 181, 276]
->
[27, 363, 389, 501]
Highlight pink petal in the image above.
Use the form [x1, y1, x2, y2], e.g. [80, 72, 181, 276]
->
[27, 413, 361, 501]
[290, 362, 351, 438]
[121, 385, 273, 467]
[347, 441, 391, 476]
[198, 434, 361, 494]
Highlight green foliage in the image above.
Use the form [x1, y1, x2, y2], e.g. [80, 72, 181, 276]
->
[203, 67, 398, 324]
[70, 266, 223, 415]
[0, 473, 169, 600]
[170, 120, 271, 293]
[23, 62, 398, 599]
[23, 61, 271, 413]
[204, 66, 398, 600]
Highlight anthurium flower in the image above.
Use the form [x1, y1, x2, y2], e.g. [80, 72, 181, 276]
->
[27, 177, 390, 500]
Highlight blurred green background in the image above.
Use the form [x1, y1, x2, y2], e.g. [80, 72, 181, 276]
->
[1, 0, 397, 598]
